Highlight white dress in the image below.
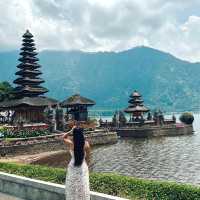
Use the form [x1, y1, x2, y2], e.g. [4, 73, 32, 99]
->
[65, 150, 90, 200]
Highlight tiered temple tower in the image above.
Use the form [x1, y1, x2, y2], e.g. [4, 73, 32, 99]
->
[0, 30, 58, 124]
[124, 90, 149, 121]
[14, 30, 48, 98]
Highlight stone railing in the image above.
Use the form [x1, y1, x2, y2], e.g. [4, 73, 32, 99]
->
[0, 172, 128, 200]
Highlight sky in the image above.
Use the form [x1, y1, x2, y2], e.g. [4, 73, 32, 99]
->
[1, 0, 200, 62]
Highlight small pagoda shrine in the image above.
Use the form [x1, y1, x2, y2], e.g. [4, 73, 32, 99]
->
[0, 30, 58, 124]
[60, 94, 95, 121]
[99, 89, 193, 138]
[124, 90, 149, 122]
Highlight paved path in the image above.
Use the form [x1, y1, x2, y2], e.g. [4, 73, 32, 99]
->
[0, 192, 23, 200]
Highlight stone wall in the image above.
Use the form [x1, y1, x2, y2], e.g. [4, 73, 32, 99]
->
[0, 130, 118, 157]
[117, 124, 193, 138]
[0, 172, 128, 200]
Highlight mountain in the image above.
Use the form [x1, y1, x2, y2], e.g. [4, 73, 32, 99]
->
[0, 46, 200, 112]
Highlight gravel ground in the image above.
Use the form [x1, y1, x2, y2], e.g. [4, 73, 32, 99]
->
[0, 192, 24, 200]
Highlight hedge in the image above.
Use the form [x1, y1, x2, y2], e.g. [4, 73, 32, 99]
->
[0, 162, 200, 200]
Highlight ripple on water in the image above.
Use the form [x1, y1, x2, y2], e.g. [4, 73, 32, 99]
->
[91, 131, 200, 184]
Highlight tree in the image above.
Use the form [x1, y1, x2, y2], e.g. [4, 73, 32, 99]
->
[0, 81, 14, 102]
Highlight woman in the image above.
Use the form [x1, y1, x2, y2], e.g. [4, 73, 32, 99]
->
[62, 122, 91, 200]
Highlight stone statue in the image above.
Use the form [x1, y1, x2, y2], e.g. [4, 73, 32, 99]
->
[147, 112, 152, 120]
[119, 111, 127, 126]
[172, 114, 176, 122]
[112, 111, 118, 127]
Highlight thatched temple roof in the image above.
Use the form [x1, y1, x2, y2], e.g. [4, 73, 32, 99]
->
[124, 105, 149, 113]
[0, 30, 58, 122]
[129, 90, 141, 98]
[125, 90, 149, 114]
[0, 96, 58, 109]
[13, 30, 48, 98]
[60, 94, 95, 108]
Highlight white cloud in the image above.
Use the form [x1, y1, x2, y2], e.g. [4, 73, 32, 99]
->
[0, 0, 200, 61]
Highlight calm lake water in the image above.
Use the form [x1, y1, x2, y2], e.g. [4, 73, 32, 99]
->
[90, 113, 200, 184]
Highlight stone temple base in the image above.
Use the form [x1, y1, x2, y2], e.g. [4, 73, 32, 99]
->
[116, 124, 193, 138]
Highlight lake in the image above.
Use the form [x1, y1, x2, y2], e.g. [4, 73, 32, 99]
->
[90, 113, 200, 184]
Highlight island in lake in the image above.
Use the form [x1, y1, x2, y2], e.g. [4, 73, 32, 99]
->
[99, 90, 194, 137]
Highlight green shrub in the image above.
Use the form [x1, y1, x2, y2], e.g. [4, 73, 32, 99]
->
[0, 127, 51, 138]
[0, 162, 200, 200]
[179, 112, 194, 125]
[0, 162, 65, 184]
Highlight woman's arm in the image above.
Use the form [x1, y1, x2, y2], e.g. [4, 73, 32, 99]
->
[63, 127, 73, 139]
[62, 126, 75, 145]
[85, 141, 91, 166]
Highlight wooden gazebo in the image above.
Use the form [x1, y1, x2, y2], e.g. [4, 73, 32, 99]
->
[0, 30, 58, 124]
[124, 90, 149, 122]
[60, 94, 95, 121]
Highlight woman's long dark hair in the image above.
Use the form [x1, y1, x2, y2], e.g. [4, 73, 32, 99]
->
[73, 127, 85, 167]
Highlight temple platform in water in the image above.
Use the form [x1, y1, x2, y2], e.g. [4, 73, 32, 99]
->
[115, 124, 193, 138]
[99, 90, 194, 138]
